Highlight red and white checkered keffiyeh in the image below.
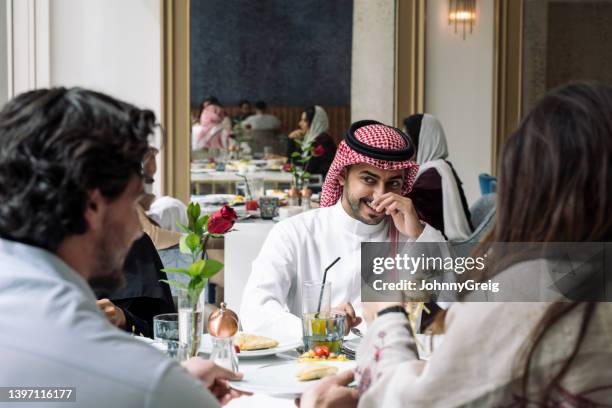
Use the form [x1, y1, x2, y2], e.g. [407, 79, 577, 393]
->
[320, 123, 419, 207]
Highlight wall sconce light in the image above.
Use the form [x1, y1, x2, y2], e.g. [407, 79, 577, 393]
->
[449, 0, 476, 39]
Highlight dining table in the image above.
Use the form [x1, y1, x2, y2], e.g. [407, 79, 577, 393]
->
[225, 354, 309, 408]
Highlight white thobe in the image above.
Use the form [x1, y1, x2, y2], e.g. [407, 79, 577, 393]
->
[240, 201, 445, 339]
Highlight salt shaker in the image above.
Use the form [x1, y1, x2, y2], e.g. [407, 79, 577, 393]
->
[207, 303, 239, 372]
[300, 187, 312, 211]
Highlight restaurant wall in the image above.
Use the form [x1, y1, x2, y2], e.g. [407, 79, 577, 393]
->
[351, 0, 396, 124]
[0, 0, 7, 108]
[49, 0, 161, 120]
[49, 0, 162, 193]
[425, 0, 494, 205]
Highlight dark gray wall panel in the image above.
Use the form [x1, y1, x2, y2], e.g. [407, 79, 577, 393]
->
[191, 0, 353, 107]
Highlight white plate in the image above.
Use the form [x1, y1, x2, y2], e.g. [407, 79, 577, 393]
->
[199, 333, 302, 359]
[191, 194, 237, 206]
[231, 360, 356, 398]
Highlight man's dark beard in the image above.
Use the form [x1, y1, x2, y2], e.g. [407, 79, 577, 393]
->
[343, 182, 384, 225]
[88, 233, 127, 296]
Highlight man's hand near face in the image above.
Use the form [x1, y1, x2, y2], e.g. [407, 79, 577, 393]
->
[371, 193, 424, 240]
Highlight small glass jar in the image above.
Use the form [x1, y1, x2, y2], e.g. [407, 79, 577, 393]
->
[209, 337, 239, 372]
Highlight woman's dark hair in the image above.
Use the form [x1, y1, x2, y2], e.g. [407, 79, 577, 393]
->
[478, 81, 612, 404]
[255, 100, 267, 111]
[198, 96, 221, 118]
[303, 106, 316, 126]
[403, 114, 424, 149]
[0, 87, 154, 252]
[238, 99, 251, 107]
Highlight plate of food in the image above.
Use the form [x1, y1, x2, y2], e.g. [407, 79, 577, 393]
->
[230, 360, 356, 398]
[199, 332, 302, 358]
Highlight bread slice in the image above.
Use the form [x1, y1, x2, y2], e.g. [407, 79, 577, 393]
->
[295, 364, 338, 381]
[235, 333, 279, 351]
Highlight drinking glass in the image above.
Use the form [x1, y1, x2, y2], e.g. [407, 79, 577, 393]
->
[153, 313, 184, 359]
[259, 196, 279, 219]
[301, 281, 345, 353]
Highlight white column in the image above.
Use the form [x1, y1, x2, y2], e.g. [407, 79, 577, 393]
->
[351, 0, 396, 124]
[0, 0, 9, 106]
[6, 0, 50, 97]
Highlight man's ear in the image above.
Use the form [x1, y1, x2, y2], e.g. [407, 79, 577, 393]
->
[84, 190, 107, 233]
[338, 168, 348, 186]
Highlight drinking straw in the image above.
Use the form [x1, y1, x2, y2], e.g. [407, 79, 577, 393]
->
[316, 257, 341, 317]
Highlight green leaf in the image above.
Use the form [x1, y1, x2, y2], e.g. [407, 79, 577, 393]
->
[291, 151, 301, 158]
[185, 233, 201, 253]
[201, 259, 224, 279]
[161, 267, 191, 276]
[179, 234, 190, 254]
[196, 214, 209, 235]
[188, 278, 207, 306]
[159, 279, 187, 290]
[176, 222, 190, 233]
[188, 259, 207, 277]
[187, 202, 201, 229]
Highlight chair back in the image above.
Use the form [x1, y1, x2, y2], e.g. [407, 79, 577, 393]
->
[449, 193, 496, 257]
[479, 173, 497, 195]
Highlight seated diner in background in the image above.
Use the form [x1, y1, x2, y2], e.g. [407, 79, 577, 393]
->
[404, 113, 473, 240]
[287, 105, 337, 179]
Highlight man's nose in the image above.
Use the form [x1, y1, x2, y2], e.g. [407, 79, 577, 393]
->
[373, 182, 386, 196]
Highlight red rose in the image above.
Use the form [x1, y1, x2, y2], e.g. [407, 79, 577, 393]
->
[220, 204, 237, 221]
[245, 123, 252, 130]
[313, 145, 325, 157]
[208, 204, 237, 234]
[282, 163, 293, 172]
[208, 213, 234, 234]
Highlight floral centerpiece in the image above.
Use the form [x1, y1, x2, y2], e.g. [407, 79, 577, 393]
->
[229, 122, 253, 159]
[162, 202, 237, 358]
[283, 139, 325, 190]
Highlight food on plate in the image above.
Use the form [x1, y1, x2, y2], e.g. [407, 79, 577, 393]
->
[295, 363, 339, 381]
[298, 348, 349, 363]
[235, 333, 279, 351]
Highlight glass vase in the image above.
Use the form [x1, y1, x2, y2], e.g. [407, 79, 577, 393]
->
[178, 288, 206, 359]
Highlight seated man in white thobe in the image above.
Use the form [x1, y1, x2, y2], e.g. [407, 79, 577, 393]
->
[241, 120, 445, 339]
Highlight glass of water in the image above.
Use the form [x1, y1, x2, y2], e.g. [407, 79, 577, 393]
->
[153, 313, 183, 359]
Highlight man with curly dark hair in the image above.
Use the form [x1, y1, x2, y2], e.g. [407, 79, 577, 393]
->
[0, 88, 244, 407]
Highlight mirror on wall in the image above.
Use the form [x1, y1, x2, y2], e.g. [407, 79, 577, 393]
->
[189, 0, 354, 198]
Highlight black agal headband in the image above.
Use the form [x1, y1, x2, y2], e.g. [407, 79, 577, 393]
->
[345, 120, 415, 161]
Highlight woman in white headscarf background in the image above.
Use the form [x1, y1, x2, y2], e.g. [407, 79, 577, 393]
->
[403, 113, 473, 240]
[287, 105, 337, 179]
